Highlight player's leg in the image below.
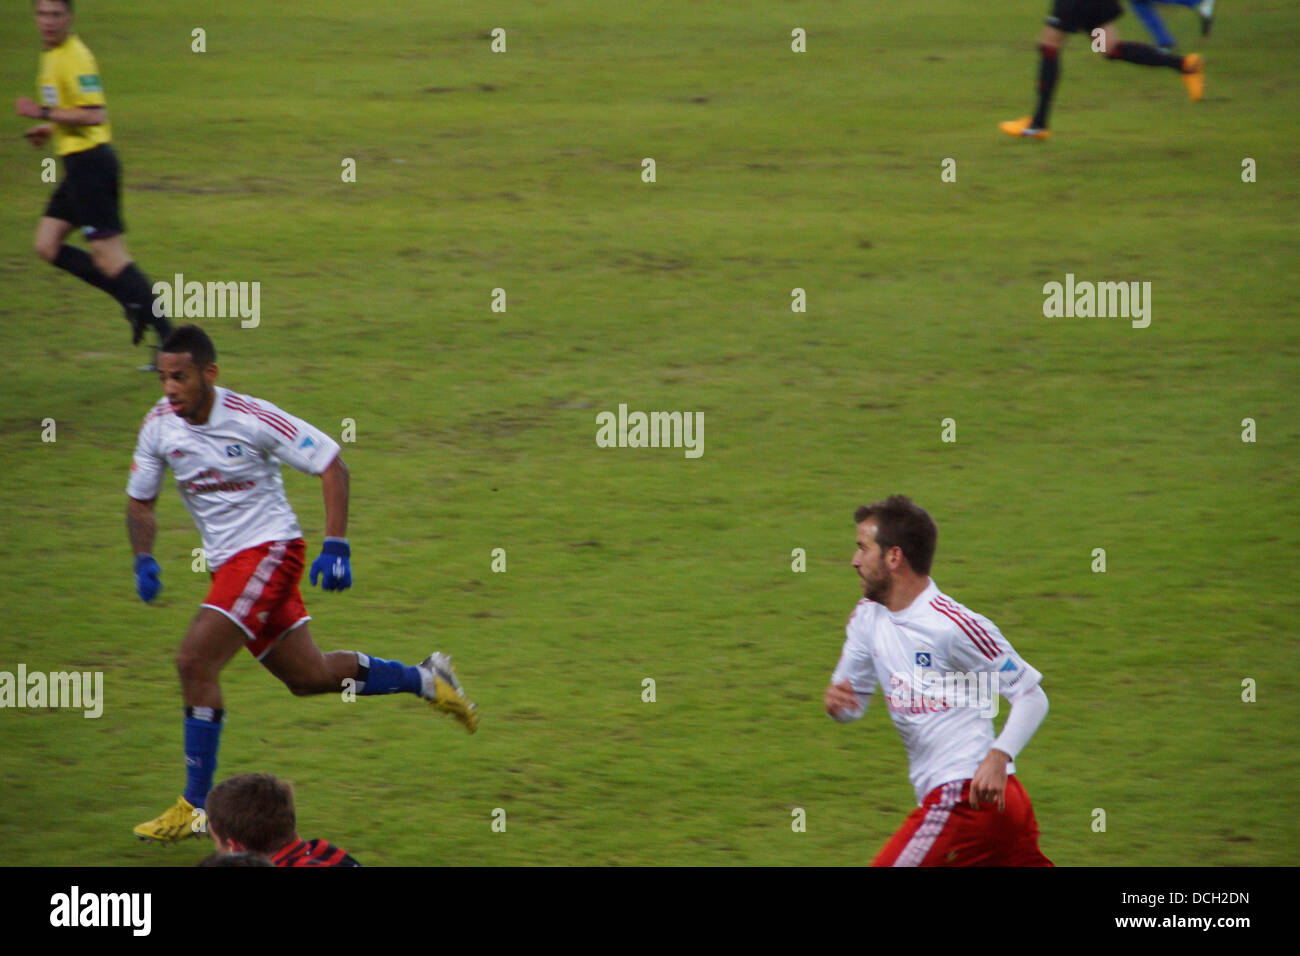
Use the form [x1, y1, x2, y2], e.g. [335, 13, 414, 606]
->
[70, 145, 171, 345]
[996, 776, 1055, 866]
[36, 211, 122, 298]
[259, 623, 479, 732]
[1099, 18, 1204, 100]
[1000, 24, 1067, 139]
[134, 608, 244, 842]
[258, 623, 362, 696]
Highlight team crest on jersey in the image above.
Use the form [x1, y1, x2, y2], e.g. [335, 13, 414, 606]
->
[225, 444, 243, 458]
[915, 652, 932, 667]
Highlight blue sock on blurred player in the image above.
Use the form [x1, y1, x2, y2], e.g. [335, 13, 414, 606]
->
[1131, 1, 1178, 48]
[354, 653, 423, 695]
[183, 706, 223, 809]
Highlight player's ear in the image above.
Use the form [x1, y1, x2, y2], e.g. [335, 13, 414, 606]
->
[204, 363, 219, 385]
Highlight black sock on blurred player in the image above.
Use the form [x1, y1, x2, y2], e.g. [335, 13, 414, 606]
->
[1112, 42, 1184, 68]
[1032, 44, 1060, 130]
[111, 263, 173, 337]
[53, 244, 119, 297]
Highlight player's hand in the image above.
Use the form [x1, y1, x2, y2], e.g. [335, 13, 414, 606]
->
[15, 96, 42, 119]
[824, 678, 861, 717]
[134, 554, 162, 603]
[23, 124, 52, 147]
[310, 537, 352, 591]
[970, 749, 1011, 812]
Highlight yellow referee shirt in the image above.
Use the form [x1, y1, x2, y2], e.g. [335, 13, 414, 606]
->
[37, 34, 111, 156]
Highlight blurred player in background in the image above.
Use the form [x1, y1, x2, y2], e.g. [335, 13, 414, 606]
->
[127, 325, 478, 842]
[16, 0, 171, 363]
[1000, 0, 1205, 139]
[824, 496, 1052, 866]
[1130, 0, 1215, 52]
[205, 773, 360, 867]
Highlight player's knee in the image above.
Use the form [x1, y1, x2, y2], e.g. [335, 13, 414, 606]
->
[1038, 42, 1060, 60]
[176, 650, 216, 685]
[34, 237, 58, 262]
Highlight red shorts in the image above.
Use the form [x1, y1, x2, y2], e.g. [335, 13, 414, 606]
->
[871, 776, 1053, 867]
[201, 539, 310, 660]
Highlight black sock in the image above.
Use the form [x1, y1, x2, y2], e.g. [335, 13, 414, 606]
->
[1112, 41, 1184, 69]
[111, 263, 172, 337]
[1032, 44, 1060, 130]
[52, 245, 119, 297]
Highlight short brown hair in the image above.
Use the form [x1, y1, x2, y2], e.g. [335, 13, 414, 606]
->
[854, 495, 938, 576]
[205, 773, 296, 854]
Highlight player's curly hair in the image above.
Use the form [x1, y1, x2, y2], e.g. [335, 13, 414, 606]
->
[205, 773, 297, 855]
[854, 495, 938, 576]
[160, 324, 217, 369]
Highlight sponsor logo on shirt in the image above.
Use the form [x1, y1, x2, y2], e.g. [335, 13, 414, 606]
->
[77, 74, 103, 93]
[169, 449, 186, 459]
[298, 435, 318, 459]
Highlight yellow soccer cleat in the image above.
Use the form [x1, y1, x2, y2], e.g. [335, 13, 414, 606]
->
[134, 795, 205, 843]
[999, 116, 1050, 140]
[1181, 54, 1205, 102]
[419, 652, 479, 734]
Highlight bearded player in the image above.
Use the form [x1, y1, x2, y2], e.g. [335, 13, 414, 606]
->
[129, 325, 477, 842]
[824, 496, 1052, 866]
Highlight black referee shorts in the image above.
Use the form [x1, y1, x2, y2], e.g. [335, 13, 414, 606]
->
[44, 143, 124, 240]
[1045, 0, 1123, 34]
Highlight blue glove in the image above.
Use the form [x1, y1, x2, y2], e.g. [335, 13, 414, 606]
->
[135, 553, 162, 603]
[310, 537, 352, 591]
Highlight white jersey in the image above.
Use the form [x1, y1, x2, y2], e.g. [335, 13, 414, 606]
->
[830, 580, 1043, 804]
[126, 386, 341, 570]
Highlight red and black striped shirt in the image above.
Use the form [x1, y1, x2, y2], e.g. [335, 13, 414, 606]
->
[270, 838, 361, 867]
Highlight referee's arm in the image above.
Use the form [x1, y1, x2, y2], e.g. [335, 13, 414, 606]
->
[15, 96, 104, 125]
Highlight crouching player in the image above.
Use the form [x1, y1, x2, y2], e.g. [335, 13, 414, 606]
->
[825, 496, 1052, 866]
[128, 325, 478, 842]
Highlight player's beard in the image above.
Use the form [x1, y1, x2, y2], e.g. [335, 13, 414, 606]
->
[863, 559, 892, 604]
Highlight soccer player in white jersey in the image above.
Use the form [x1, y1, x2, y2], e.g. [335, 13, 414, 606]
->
[824, 495, 1052, 866]
[127, 325, 478, 843]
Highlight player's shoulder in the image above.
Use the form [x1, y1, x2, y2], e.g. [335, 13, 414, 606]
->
[924, 585, 1006, 657]
[219, 388, 300, 435]
[140, 396, 173, 429]
[845, 597, 880, 635]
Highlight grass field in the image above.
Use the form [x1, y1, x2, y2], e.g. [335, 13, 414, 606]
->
[1, 1, 1297, 867]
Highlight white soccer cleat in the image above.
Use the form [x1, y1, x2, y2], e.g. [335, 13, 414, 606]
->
[418, 652, 479, 733]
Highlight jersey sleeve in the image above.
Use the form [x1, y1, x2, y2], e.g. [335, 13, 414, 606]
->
[126, 415, 165, 501]
[248, 397, 341, 476]
[943, 611, 1043, 703]
[829, 604, 878, 721]
[64, 46, 106, 108]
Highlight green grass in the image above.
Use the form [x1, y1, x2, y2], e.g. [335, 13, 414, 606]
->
[0, 1, 1297, 866]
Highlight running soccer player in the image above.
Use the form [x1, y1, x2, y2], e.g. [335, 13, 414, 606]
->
[1000, 0, 1205, 140]
[824, 496, 1052, 866]
[128, 325, 477, 843]
[16, 0, 171, 358]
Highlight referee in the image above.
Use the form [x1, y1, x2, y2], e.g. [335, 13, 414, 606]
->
[16, 0, 171, 361]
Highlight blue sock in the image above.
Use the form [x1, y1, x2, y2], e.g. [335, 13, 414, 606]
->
[183, 707, 224, 809]
[354, 653, 424, 696]
[1131, 1, 1178, 47]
